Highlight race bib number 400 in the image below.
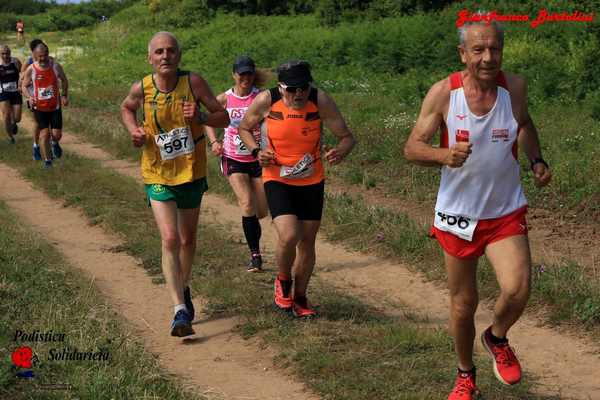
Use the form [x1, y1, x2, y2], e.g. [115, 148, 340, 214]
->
[434, 210, 478, 242]
[280, 153, 315, 179]
[155, 127, 194, 161]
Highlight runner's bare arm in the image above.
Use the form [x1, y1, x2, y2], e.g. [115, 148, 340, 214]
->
[238, 90, 275, 166]
[187, 73, 229, 128]
[120, 81, 146, 147]
[404, 80, 471, 167]
[509, 74, 552, 187]
[204, 92, 226, 155]
[13, 58, 22, 72]
[20, 66, 33, 100]
[318, 89, 356, 164]
[54, 63, 69, 106]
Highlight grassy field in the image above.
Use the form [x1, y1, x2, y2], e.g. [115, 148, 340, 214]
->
[0, 126, 557, 399]
[0, 201, 202, 400]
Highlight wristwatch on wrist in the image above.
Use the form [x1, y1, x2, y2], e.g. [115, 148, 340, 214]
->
[251, 148, 260, 159]
[530, 157, 548, 170]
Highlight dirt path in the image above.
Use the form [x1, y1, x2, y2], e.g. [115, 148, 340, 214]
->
[0, 161, 317, 398]
[15, 116, 600, 399]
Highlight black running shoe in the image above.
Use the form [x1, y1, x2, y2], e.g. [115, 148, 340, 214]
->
[170, 309, 194, 337]
[247, 253, 263, 272]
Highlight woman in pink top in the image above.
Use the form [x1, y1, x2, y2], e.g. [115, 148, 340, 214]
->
[206, 55, 271, 272]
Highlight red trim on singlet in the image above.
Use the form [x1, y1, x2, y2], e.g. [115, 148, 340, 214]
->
[449, 71, 508, 90]
[449, 72, 462, 90]
[440, 120, 449, 149]
[496, 71, 508, 89]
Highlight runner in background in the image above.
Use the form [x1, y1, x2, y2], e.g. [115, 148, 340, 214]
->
[16, 20, 25, 42]
[120, 31, 229, 337]
[404, 18, 551, 400]
[0, 45, 22, 144]
[205, 55, 270, 272]
[21, 43, 69, 168]
[20, 39, 55, 161]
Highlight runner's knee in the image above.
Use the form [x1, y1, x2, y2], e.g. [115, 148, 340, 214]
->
[161, 233, 180, 252]
[278, 229, 301, 249]
[179, 232, 197, 248]
[450, 295, 479, 319]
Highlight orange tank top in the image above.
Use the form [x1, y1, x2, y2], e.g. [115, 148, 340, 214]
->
[262, 87, 323, 186]
[32, 63, 60, 112]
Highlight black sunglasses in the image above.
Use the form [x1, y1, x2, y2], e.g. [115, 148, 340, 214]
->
[281, 83, 310, 93]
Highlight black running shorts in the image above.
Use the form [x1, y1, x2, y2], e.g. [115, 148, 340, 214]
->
[264, 180, 324, 220]
[34, 108, 62, 130]
[220, 156, 262, 178]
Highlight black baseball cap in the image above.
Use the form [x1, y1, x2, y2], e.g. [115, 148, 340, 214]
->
[277, 60, 313, 87]
[233, 55, 255, 74]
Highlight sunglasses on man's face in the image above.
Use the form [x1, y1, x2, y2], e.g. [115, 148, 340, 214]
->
[281, 83, 310, 93]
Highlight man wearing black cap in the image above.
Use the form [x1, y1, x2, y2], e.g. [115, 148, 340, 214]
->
[238, 60, 356, 317]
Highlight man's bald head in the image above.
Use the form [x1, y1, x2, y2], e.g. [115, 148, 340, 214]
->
[147, 31, 180, 55]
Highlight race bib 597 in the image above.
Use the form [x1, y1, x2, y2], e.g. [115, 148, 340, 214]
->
[154, 127, 194, 161]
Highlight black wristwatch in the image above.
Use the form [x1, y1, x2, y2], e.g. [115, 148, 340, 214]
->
[530, 157, 548, 170]
[251, 148, 260, 159]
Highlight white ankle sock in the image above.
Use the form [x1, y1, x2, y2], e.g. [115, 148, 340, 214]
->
[174, 304, 187, 314]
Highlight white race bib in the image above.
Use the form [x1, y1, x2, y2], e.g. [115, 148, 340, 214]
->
[434, 210, 478, 242]
[154, 127, 194, 161]
[2, 81, 18, 92]
[37, 86, 54, 100]
[280, 153, 315, 179]
[233, 135, 251, 156]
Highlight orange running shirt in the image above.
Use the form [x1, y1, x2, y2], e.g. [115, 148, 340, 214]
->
[32, 63, 60, 112]
[262, 87, 323, 186]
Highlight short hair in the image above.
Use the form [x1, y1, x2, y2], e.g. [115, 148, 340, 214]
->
[458, 12, 504, 47]
[147, 31, 180, 54]
[34, 43, 49, 53]
[29, 38, 44, 52]
[0, 45, 9, 52]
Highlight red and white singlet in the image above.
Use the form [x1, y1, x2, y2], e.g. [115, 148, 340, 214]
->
[31, 63, 60, 112]
[434, 71, 527, 240]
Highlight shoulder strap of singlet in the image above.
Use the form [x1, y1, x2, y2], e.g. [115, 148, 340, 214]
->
[269, 87, 281, 105]
[496, 71, 508, 90]
[308, 87, 318, 106]
[449, 72, 463, 90]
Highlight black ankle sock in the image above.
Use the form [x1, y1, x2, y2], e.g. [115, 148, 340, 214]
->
[489, 329, 507, 344]
[458, 366, 476, 374]
[242, 215, 261, 254]
[280, 279, 293, 297]
[294, 295, 307, 307]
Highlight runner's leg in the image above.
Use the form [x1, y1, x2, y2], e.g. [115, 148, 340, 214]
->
[485, 234, 531, 337]
[150, 199, 185, 307]
[251, 176, 268, 219]
[177, 206, 200, 286]
[272, 214, 301, 280]
[445, 252, 479, 371]
[292, 220, 320, 298]
[0, 101, 13, 139]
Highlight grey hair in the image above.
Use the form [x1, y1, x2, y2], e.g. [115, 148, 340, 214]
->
[0, 44, 9, 52]
[147, 31, 180, 54]
[458, 11, 504, 47]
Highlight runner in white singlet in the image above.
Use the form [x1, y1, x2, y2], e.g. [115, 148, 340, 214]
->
[404, 19, 551, 400]
[205, 55, 271, 272]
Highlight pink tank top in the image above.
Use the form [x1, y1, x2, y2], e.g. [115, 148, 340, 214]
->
[223, 87, 260, 162]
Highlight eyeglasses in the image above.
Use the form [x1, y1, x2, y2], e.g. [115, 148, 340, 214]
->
[280, 83, 310, 93]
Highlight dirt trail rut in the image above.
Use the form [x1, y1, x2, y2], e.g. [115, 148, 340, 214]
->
[1, 150, 317, 398]
[13, 116, 600, 399]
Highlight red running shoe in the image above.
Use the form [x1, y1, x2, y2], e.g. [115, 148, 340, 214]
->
[481, 326, 522, 385]
[292, 298, 317, 318]
[274, 278, 293, 310]
[448, 369, 479, 400]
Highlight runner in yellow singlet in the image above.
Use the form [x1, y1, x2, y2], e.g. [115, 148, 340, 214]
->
[120, 32, 229, 337]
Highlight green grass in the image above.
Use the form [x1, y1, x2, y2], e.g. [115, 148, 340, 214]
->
[0, 128, 556, 399]
[0, 201, 202, 400]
